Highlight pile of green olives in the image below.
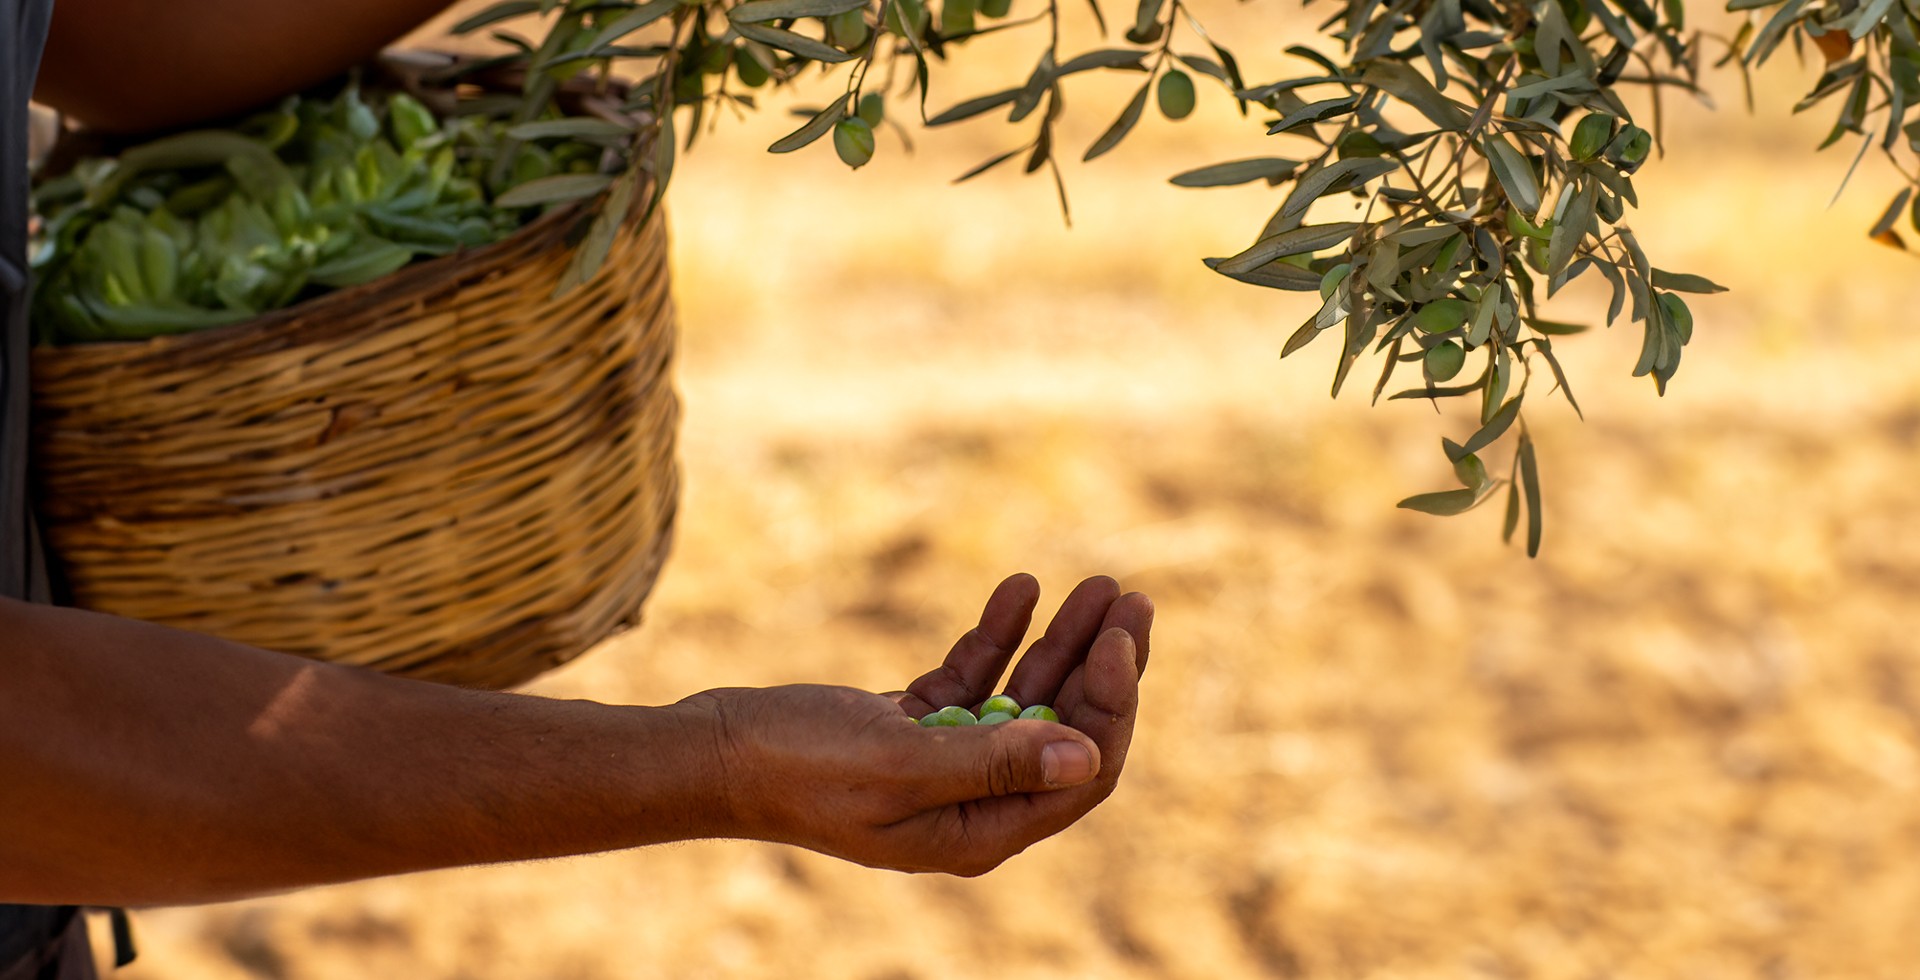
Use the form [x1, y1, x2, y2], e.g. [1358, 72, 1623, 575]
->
[919, 694, 1061, 727]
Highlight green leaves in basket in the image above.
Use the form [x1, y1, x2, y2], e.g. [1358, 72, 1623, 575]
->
[31, 81, 612, 344]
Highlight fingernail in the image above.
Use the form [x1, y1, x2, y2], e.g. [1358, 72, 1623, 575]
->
[1042, 741, 1095, 787]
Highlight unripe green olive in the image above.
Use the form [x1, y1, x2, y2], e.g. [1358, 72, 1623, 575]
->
[883, 0, 929, 42]
[1568, 112, 1616, 161]
[1157, 69, 1196, 120]
[1018, 705, 1060, 722]
[1412, 298, 1470, 334]
[1505, 209, 1551, 241]
[827, 8, 871, 49]
[977, 711, 1017, 725]
[1525, 237, 1548, 273]
[857, 93, 885, 127]
[921, 705, 978, 727]
[941, 0, 976, 36]
[701, 42, 733, 75]
[1425, 340, 1466, 382]
[734, 48, 771, 87]
[978, 694, 1020, 716]
[980, 0, 1011, 16]
[834, 117, 875, 169]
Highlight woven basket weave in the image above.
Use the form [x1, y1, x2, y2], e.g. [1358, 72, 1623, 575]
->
[28, 187, 678, 690]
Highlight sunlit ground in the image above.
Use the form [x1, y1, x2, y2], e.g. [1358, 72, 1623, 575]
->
[103, 4, 1920, 978]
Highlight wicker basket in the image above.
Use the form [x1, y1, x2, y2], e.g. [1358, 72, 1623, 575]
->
[28, 180, 679, 690]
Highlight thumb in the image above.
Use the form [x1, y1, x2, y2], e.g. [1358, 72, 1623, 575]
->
[917, 723, 1102, 803]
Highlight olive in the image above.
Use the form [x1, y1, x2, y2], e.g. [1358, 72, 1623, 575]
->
[834, 117, 876, 169]
[977, 694, 1020, 717]
[1413, 298, 1470, 334]
[920, 706, 979, 727]
[1569, 112, 1616, 161]
[1018, 705, 1060, 722]
[827, 8, 871, 49]
[1425, 341, 1467, 382]
[1157, 69, 1196, 120]
[883, 0, 929, 42]
[941, 0, 976, 37]
[734, 48, 771, 87]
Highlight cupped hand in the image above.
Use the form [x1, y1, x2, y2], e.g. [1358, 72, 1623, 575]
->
[673, 574, 1152, 876]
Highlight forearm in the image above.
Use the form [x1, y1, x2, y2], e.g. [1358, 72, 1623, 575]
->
[34, 0, 455, 132]
[0, 598, 730, 907]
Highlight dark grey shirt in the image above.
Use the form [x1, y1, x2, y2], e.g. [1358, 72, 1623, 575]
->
[1, 1, 88, 975]
[2, 0, 51, 603]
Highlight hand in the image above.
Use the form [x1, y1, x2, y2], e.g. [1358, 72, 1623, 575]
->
[673, 574, 1152, 876]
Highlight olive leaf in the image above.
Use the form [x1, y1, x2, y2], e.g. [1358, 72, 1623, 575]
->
[492, 172, 614, 208]
[1649, 268, 1729, 293]
[1483, 135, 1541, 216]
[730, 0, 868, 23]
[1169, 158, 1303, 187]
[928, 89, 1024, 126]
[730, 22, 856, 64]
[768, 96, 850, 153]
[1397, 481, 1496, 515]
[1278, 158, 1399, 223]
[1216, 222, 1361, 274]
[1084, 81, 1152, 161]
[453, 0, 542, 35]
[586, 0, 680, 49]
[507, 118, 636, 142]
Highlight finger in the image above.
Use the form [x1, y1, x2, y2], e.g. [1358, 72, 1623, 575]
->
[906, 719, 1103, 807]
[905, 573, 1039, 713]
[1004, 575, 1121, 709]
[1047, 593, 1150, 722]
[1103, 592, 1154, 678]
[1079, 628, 1142, 734]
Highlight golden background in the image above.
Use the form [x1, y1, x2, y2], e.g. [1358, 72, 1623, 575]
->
[105, 3, 1920, 977]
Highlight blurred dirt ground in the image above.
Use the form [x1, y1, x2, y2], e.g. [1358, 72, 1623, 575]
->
[102, 4, 1920, 978]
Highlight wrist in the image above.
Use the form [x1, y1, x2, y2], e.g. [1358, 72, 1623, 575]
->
[649, 698, 749, 843]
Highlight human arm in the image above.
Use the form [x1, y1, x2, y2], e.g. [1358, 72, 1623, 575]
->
[33, 0, 458, 133]
[0, 573, 1149, 905]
